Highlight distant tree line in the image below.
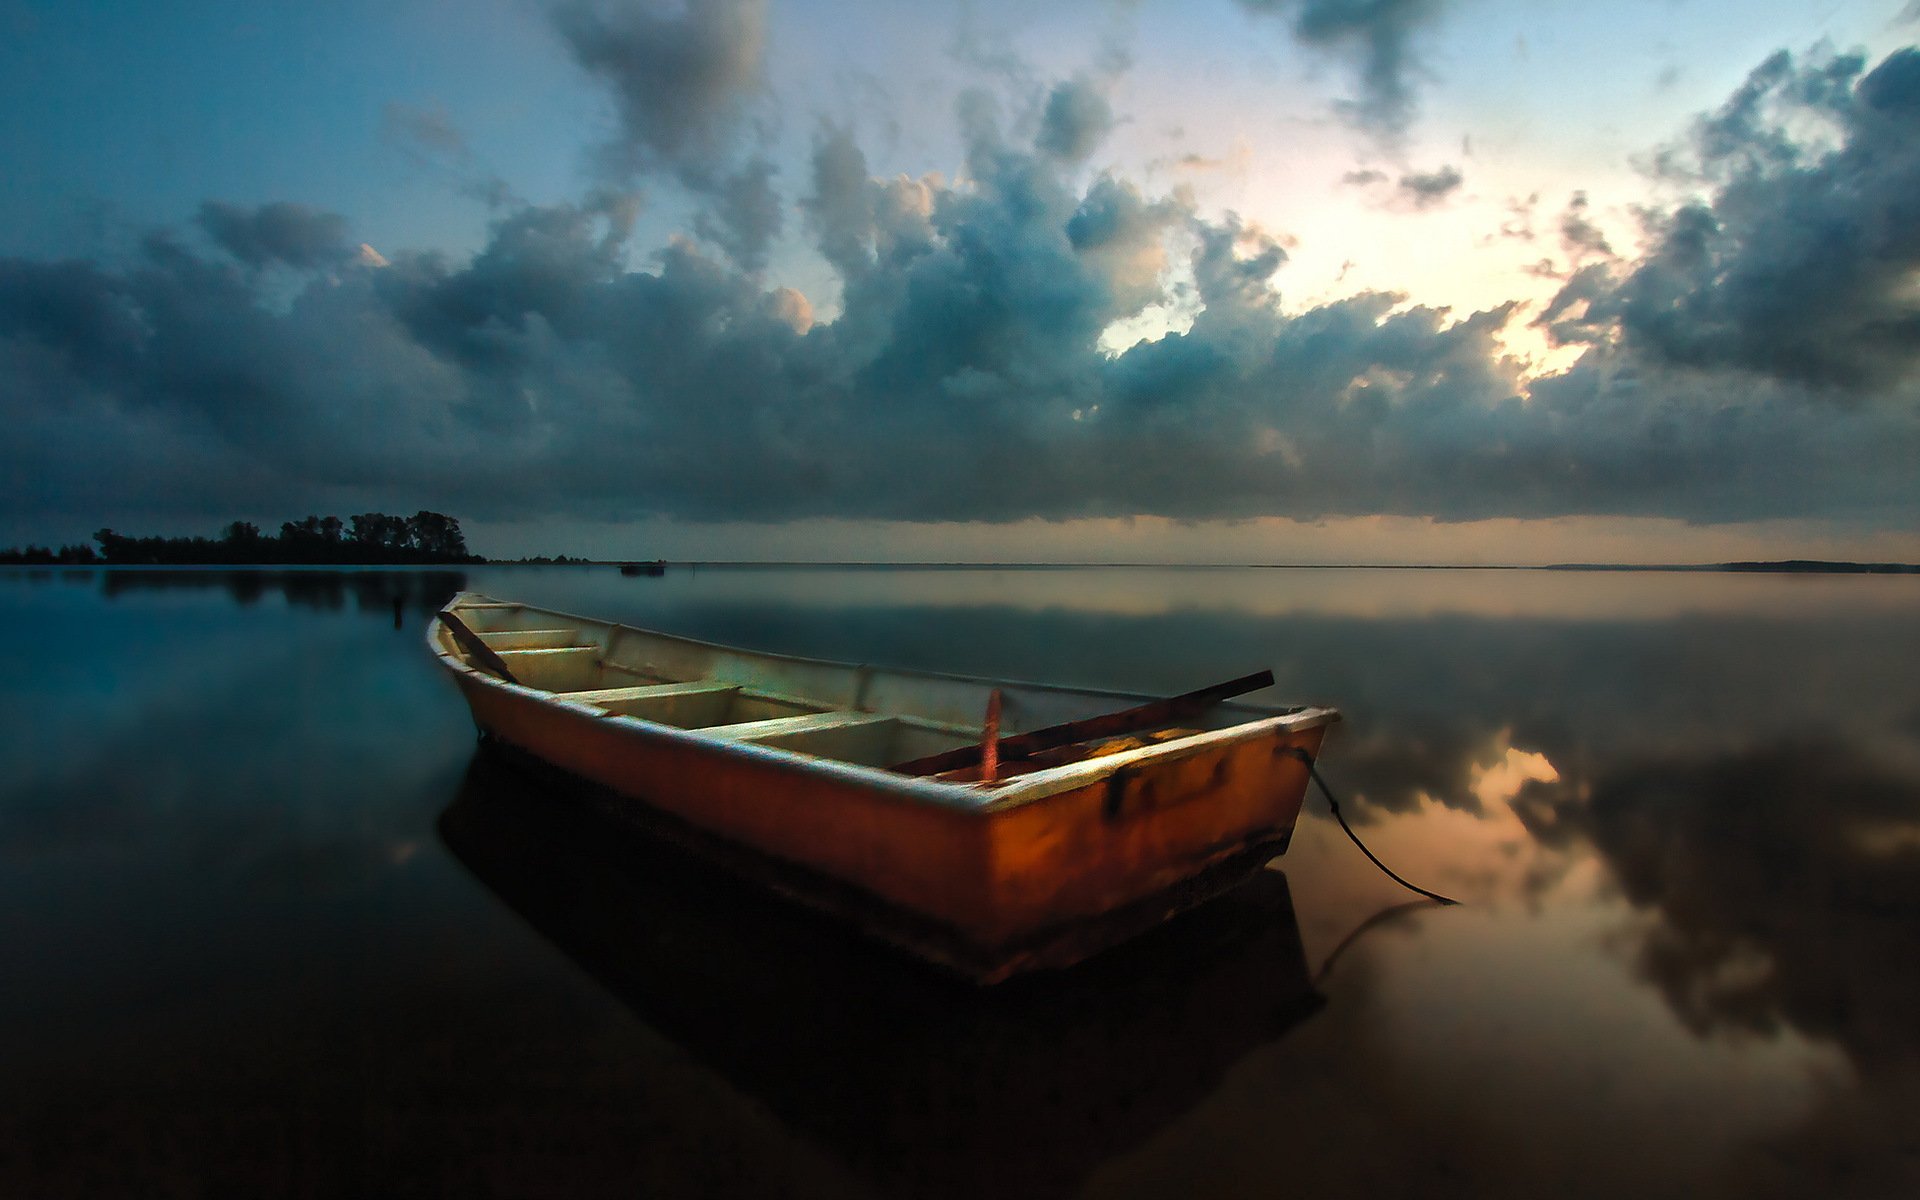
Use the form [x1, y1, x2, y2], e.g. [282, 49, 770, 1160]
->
[0, 543, 99, 564]
[38, 511, 487, 565]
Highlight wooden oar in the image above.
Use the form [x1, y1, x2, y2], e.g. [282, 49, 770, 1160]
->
[436, 609, 521, 684]
[890, 669, 1274, 777]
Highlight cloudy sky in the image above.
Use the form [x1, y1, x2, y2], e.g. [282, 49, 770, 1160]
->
[3, 0, 1918, 562]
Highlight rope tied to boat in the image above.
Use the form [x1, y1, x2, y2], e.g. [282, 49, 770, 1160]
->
[1277, 746, 1459, 907]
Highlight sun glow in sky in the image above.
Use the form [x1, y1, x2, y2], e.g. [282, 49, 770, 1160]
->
[3, 0, 1919, 562]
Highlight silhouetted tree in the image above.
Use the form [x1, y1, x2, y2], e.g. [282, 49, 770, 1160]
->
[83, 514, 481, 564]
[225, 520, 259, 542]
[94, 528, 136, 562]
[405, 511, 468, 559]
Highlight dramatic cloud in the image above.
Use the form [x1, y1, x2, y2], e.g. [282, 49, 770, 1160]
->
[553, 0, 769, 182]
[4, 47, 1920, 535]
[1547, 46, 1920, 390]
[1340, 162, 1463, 209]
[1237, 0, 1448, 142]
[1556, 190, 1611, 259]
[1035, 77, 1115, 161]
[690, 157, 783, 272]
[195, 202, 352, 270]
[1396, 163, 1462, 206]
[552, 0, 779, 268]
[1065, 175, 1185, 317]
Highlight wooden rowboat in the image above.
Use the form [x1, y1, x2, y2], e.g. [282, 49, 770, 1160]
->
[430, 591, 1339, 980]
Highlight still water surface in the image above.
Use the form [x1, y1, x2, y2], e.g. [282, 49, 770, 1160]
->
[3, 564, 1917, 1197]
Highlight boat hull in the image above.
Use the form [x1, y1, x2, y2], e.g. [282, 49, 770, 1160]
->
[433, 596, 1335, 980]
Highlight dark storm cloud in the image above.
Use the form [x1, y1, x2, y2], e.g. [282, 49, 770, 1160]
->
[1556, 190, 1610, 258]
[5, 48, 1920, 534]
[552, 0, 778, 270]
[802, 124, 931, 284]
[1552, 46, 1920, 390]
[194, 201, 352, 270]
[1395, 163, 1461, 206]
[0, 258, 146, 372]
[690, 157, 783, 272]
[1530, 260, 1609, 339]
[1236, 0, 1447, 142]
[1065, 176, 1185, 316]
[383, 196, 635, 374]
[552, 0, 768, 182]
[1341, 163, 1462, 207]
[1035, 77, 1115, 161]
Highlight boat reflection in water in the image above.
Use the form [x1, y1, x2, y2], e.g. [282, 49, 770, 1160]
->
[439, 748, 1325, 1198]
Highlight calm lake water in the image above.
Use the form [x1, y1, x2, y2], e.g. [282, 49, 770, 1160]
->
[4, 564, 1918, 1197]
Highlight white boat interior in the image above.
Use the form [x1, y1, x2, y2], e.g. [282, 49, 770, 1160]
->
[445, 596, 1323, 784]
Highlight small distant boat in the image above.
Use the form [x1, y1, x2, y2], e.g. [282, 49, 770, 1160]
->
[618, 560, 666, 576]
[430, 592, 1338, 980]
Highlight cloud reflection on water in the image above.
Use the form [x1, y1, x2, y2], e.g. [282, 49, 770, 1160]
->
[2, 564, 1917, 1196]
[1534, 739, 1920, 1197]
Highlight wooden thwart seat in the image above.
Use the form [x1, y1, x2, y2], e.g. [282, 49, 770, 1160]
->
[498, 647, 598, 665]
[704, 710, 890, 741]
[479, 628, 583, 651]
[599, 661, 676, 683]
[567, 682, 738, 705]
[496, 646, 603, 691]
[570, 681, 742, 727]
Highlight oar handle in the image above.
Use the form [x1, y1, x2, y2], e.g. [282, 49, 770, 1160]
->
[437, 609, 521, 684]
[892, 669, 1275, 776]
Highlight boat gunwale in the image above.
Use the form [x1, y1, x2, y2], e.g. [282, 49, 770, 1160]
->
[452, 593, 1309, 719]
[431, 593, 1340, 813]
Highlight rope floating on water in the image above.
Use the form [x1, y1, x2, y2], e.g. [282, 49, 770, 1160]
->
[1278, 746, 1460, 907]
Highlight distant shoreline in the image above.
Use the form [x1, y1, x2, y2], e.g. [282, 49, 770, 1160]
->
[5, 558, 1916, 573]
[556, 559, 1920, 572]
[1543, 560, 1920, 574]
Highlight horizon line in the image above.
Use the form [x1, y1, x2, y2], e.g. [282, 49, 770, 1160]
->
[485, 558, 1920, 573]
